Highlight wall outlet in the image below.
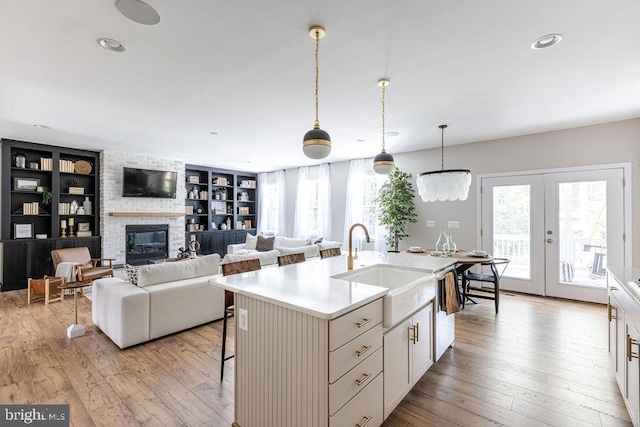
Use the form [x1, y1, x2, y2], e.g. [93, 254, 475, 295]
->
[239, 308, 248, 331]
[448, 221, 460, 229]
[426, 220, 436, 228]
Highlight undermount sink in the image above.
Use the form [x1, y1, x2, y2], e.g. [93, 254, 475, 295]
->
[332, 264, 436, 327]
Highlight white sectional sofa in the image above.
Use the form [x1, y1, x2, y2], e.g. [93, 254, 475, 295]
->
[224, 235, 343, 266]
[92, 254, 224, 349]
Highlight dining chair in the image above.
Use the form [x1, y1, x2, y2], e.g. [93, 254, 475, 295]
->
[319, 247, 341, 258]
[277, 253, 306, 266]
[219, 258, 261, 381]
[462, 258, 510, 314]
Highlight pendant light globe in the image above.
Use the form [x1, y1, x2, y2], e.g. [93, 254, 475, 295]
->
[373, 78, 394, 174]
[303, 25, 331, 159]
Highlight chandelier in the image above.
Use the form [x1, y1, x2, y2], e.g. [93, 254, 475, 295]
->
[417, 125, 471, 202]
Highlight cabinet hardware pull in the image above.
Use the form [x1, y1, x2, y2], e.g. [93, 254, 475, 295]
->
[608, 304, 617, 321]
[409, 326, 417, 344]
[356, 318, 372, 328]
[356, 415, 372, 427]
[628, 334, 639, 361]
[611, 286, 618, 291]
[356, 372, 372, 386]
[356, 345, 372, 356]
[415, 323, 419, 342]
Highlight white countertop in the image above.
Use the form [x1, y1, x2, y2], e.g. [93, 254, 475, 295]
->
[210, 251, 455, 319]
[608, 266, 640, 301]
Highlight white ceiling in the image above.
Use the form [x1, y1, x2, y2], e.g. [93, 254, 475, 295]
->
[0, 0, 639, 173]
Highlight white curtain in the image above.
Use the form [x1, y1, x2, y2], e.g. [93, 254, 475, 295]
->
[343, 159, 388, 252]
[294, 164, 331, 239]
[317, 163, 332, 239]
[293, 166, 310, 238]
[257, 170, 286, 236]
[343, 159, 365, 248]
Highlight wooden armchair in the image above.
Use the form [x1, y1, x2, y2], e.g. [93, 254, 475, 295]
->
[51, 247, 115, 283]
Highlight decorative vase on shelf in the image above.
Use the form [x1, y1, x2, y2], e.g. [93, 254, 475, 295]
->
[83, 197, 92, 215]
[226, 217, 231, 230]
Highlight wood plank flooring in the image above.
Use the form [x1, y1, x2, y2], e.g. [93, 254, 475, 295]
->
[0, 289, 631, 426]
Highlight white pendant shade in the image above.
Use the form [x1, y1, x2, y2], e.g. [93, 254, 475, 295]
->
[302, 142, 331, 159]
[417, 170, 472, 202]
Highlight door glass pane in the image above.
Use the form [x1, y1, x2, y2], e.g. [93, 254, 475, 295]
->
[557, 181, 607, 288]
[493, 185, 530, 279]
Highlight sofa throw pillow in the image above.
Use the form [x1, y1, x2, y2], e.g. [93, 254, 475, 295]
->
[256, 235, 275, 252]
[124, 264, 139, 286]
[245, 233, 258, 250]
[314, 237, 324, 244]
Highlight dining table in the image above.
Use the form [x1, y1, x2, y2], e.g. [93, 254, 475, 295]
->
[404, 249, 494, 305]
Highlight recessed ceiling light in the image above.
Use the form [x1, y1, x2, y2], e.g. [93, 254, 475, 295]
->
[33, 124, 51, 129]
[210, 131, 220, 136]
[116, 0, 161, 25]
[97, 38, 126, 52]
[531, 33, 563, 49]
[385, 131, 400, 137]
[357, 138, 365, 142]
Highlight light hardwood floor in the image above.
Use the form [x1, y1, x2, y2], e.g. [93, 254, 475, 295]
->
[0, 289, 631, 426]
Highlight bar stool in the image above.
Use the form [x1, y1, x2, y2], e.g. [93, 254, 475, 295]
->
[220, 258, 261, 381]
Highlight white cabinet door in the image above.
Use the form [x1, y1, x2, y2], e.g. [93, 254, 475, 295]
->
[411, 303, 433, 384]
[383, 317, 412, 419]
[625, 317, 640, 426]
[608, 294, 619, 374]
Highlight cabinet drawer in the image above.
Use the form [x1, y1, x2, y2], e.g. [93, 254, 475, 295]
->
[329, 323, 382, 383]
[330, 298, 383, 351]
[329, 373, 383, 427]
[329, 347, 383, 416]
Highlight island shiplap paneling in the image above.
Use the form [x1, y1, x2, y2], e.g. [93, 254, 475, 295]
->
[235, 294, 329, 427]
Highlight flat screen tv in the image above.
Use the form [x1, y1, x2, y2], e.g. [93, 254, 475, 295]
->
[122, 167, 177, 199]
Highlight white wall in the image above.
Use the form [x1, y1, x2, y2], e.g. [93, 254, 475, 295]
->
[100, 150, 186, 264]
[283, 119, 640, 266]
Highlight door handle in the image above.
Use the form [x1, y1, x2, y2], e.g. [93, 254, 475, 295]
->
[547, 239, 553, 243]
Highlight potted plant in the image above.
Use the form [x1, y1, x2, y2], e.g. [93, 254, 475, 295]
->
[375, 167, 418, 252]
[40, 186, 52, 205]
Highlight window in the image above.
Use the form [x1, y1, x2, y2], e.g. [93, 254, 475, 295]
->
[343, 159, 387, 251]
[294, 164, 331, 239]
[258, 170, 286, 236]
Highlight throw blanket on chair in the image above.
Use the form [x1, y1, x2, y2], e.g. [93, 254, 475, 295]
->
[55, 261, 78, 283]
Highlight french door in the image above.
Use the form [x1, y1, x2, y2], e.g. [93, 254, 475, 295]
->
[480, 167, 625, 303]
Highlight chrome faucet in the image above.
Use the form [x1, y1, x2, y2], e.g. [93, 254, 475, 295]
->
[348, 223, 370, 270]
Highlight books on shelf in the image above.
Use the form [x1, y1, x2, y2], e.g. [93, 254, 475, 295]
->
[40, 158, 53, 171]
[59, 203, 71, 215]
[239, 179, 256, 188]
[244, 219, 252, 229]
[23, 202, 40, 215]
[185, 205, 194, 215]
[76, 231, 92, 237]
[59, 159, 75, 173]
[238, 206, 250, 215]
[213, 176, 228, 186]
[187, 176, 200, 184]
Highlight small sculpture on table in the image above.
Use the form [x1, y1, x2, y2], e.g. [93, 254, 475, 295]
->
[176, 247, 191, 260]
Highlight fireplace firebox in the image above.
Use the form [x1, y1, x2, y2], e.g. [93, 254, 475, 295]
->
[125, 224, 169, 265]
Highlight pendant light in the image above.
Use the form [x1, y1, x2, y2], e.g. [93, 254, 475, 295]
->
[373, 78, 395, 174]
[417, 125, 472, 202]
[303, 25, 331, 159]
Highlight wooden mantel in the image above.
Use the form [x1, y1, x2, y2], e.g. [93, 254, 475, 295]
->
[109, 212, 185, 217]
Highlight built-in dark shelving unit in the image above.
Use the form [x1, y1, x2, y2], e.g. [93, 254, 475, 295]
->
[1, 139, 101, 291]
[184, 164, 258, 257]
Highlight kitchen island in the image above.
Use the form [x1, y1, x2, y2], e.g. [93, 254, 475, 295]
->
[211, 251, 455, 427]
